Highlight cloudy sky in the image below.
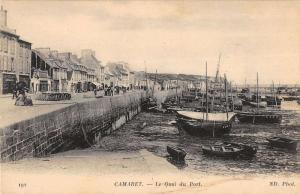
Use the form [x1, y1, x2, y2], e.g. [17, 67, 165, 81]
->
[2, 1, 300, 85]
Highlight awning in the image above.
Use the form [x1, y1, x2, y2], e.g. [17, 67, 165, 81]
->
[92, 82, 102, 86]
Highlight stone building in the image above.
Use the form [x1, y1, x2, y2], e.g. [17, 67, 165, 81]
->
[80, 49, 104, 88]
[105, 61, 135, 89]
[31, 48, 68, 93]
[58, 52, 90, 92]
[0, 6, 31, 94]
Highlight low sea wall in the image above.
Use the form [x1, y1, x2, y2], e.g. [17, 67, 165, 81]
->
[0, 89, 180, 162]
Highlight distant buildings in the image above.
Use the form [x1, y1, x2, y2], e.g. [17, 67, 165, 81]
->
[105, 61, 135, 89]
[0, 6, 31, 94]
[31, 48, 68, 92]
[0, 5, 197, 95]
[80, 49, 104, 84]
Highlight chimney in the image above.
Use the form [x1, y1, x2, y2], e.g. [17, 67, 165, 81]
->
[57, 52, 71, 60]
[81, 49, 95, 58]
[35, 48, 51, 57]
[0, 6, 8, 27]
[50, 50, 58, 58]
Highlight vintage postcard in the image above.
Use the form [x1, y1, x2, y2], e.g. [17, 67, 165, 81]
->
[0, 1, 299, 194]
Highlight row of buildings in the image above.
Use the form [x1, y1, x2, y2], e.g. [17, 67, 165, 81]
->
[0, 6, 140, 94]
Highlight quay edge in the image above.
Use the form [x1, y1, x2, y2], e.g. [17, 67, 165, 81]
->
[0, 90, 181, 162]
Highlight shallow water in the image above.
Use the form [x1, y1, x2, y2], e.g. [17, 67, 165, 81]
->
[96, 101, 300, 175]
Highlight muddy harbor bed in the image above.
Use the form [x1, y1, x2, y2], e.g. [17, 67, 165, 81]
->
[95, 108, 299, 175]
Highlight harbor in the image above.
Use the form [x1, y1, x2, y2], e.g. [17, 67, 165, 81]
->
[1, 1, 300, 194]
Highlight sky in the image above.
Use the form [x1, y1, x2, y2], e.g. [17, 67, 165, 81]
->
[2, 0, 300, 85]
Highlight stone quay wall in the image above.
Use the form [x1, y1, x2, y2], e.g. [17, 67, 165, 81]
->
[0, 89, 180, 162]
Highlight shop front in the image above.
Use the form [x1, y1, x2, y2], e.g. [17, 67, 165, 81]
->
[19, 74, 31, 88]
[1, 73, 17, 94]
[39, 80, 49, 92]
[52, 80, 59, 92]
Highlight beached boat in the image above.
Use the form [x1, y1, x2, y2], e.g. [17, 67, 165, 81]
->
[237, 73, 282, 124]
[176, 111, 235, 136]
[236, 110, 282, 124]
[267, 137, 298, 151]
[241, 99, 267, 108]
[167, 146, 187, 160]
[202, 145, 242, 158]
[177, 63, 235, 137]
[223, 142, 257, 156]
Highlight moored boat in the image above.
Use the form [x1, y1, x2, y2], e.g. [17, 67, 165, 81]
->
[223, 142, 257, 156]
[241, 99, 267, 108]
[236, 110, 282, 124]
[267, 137, 298, 151]
[176, 111, 235, 136]
[167, 146, 187, 160]
[202, 145, 242, 158]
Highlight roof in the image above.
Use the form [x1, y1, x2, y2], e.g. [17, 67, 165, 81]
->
[80, 54, 103, 70]
[33, 50, 67, 69]
[106, 62, 131, 78]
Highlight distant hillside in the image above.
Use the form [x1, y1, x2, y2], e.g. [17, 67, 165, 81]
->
[144, 72, 215, 83]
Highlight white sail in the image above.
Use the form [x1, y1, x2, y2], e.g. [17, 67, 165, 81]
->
[177, 111, 236, 122]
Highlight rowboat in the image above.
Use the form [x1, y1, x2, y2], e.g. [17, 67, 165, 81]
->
[223, 142, 257, 156]
[176, 111, 235, 137]
[236, 110, 282, 124]
[267, 137, 298, 151]
[176, 62, 234, 137]
[167, 146, 187, 160]
[202, 145, 242, 158]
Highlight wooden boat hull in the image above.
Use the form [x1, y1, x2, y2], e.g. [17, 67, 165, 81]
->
[202, 146, 242, 158]
[236, 112, 282, 124]
[267, 137, 298, 151]
[167, 146, 187, 160]
[224, 142, 257, 156]
[176, 111, 235, 137]
[177, 117, 232, 137]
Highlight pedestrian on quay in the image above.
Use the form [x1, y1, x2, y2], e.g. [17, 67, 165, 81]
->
[94, 88, 97, 96]
[12, 88, 18, 99]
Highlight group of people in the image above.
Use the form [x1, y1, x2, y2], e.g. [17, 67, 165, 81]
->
[13, 82, 33, 106]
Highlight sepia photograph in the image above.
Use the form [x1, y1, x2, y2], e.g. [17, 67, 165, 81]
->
[0, 0, 299, 193]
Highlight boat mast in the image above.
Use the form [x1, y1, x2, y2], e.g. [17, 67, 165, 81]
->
[206, 62, 208, 120]
[224, 74, 228, 121]
[272, 81, 277, 106]
[230, 81, 234, 111]
[176, 74, 178, 101]
[256, 72, 259, 111]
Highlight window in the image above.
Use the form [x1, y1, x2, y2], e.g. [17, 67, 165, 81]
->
[3, 37, 8, 53]
[10, 39, 15, 54]
[11, 57, 14, 71]
[0, 35, 2, 52]
[3, 56, 7, 70]
[0, 55, 3, 70]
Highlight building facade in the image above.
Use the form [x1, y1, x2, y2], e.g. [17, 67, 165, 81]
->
[80, 49, 104, 88]
[0, 6, 31, 94]
[31, 48, 68, 93]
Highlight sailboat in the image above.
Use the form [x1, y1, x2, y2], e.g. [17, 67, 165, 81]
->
[176, 62, 236, 137]
[236, 73, 282, 124]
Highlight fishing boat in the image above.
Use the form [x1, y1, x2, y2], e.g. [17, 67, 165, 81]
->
[236, 110, 282, 124]
[241, 99, 267, 108]
[176, 62, 235, 137]
[236, 73, 283, 124]
[177, 111, 235, 136]
[202, 145, 242, 158]
[223, 142, 257, 156]
[267, 137, 298, 151]
[167, 146, 187, 160]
